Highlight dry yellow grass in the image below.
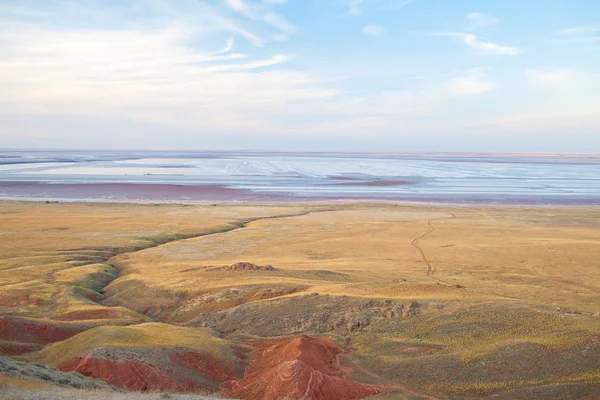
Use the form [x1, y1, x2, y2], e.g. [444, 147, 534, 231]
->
[33, 323, 235, 367]
[112, 204, 600, 313]
[0, 201, 309, 320]
[4, 201, 598, 316]
[1, 200, 599, 399]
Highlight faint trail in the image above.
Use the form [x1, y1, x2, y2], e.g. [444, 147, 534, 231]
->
[409, 212, 530, 303]
[411, 213, 456, 277]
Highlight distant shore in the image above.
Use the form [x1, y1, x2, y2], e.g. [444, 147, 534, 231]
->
[1, 181, 599, 206]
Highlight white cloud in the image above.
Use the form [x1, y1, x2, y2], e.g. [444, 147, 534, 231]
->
[214, 37, 235, 54]
[263, 0, 287, 4]
[525, 68, 574, 84]
[466, 12, 500, 27]
[0, 22, 331, 133]
[433, 32, 523, 55]
[222, 0, 295, 34]
[262, 11, 295, 33]
[0, 17, 501, 147]
[1, 1, 597, 151]
[443, 70, 496, 96]
[202, 54, 290, 72]
[462, 33, 523, 55]
[362, 24, 384, 36]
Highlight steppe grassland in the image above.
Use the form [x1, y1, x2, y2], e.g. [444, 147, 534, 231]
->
[106, 203, 600, 396]
[113, 204, 600, 313]
[1, 201, 599, 398]
[0, 201, 309, 319]
[32, 323, 234, 366]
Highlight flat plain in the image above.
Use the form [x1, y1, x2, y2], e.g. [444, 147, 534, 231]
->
[0, 201, 599, 399]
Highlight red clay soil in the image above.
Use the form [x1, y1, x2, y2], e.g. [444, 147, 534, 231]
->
[175, 351, 239, 383]
[224, 335, 382, 400]
[58, 357, 206, 392]
[58, 351, 240, 393]
[0, 316, 83, 346]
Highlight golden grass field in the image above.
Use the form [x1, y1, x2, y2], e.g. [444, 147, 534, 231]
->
[1, 200, 599, 399]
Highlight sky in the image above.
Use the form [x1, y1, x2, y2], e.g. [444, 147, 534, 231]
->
[0, 0, 599, 152]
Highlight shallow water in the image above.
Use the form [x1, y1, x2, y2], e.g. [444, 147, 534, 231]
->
[1, 150, 599, 204]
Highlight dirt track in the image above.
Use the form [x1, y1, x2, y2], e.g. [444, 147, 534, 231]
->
[411, 213, 457, 276]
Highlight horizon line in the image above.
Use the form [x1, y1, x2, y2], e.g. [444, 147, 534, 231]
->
[1, 148, 600, 157]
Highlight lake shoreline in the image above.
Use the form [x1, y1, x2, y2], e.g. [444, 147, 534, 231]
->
[1, 181, 599, 207]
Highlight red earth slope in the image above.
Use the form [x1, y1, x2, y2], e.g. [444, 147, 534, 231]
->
[57, 351, 240, 392]
[224, 335, 382, 400]
[28, 323, 248, 393]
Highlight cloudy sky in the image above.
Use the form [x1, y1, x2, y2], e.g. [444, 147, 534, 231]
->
[1, 0, 599, 151]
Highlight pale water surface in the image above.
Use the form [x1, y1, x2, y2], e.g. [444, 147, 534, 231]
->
[0, 150, 598, 204]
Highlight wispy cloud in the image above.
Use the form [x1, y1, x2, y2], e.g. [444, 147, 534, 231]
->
[216, 18, 266, 46]
[214, 37, 235, 54]
[462, 33, 522, 55]
[362, 24, 384, 36]
[444, 69, 496, 95]
[556, 25, 600, 44]
[0, 10, 503, 147]
[202, 54, 290, 72]
[448, 33, 523, 56]
[434, 32, 522, 55]
[222, 0, 295, 34]
[0, 3, 322, 137]
[466, 12, 500, 27]
[1, 0, 598, 151]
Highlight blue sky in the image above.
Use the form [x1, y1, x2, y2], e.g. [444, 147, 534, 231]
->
[0, 0, 599, 152]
